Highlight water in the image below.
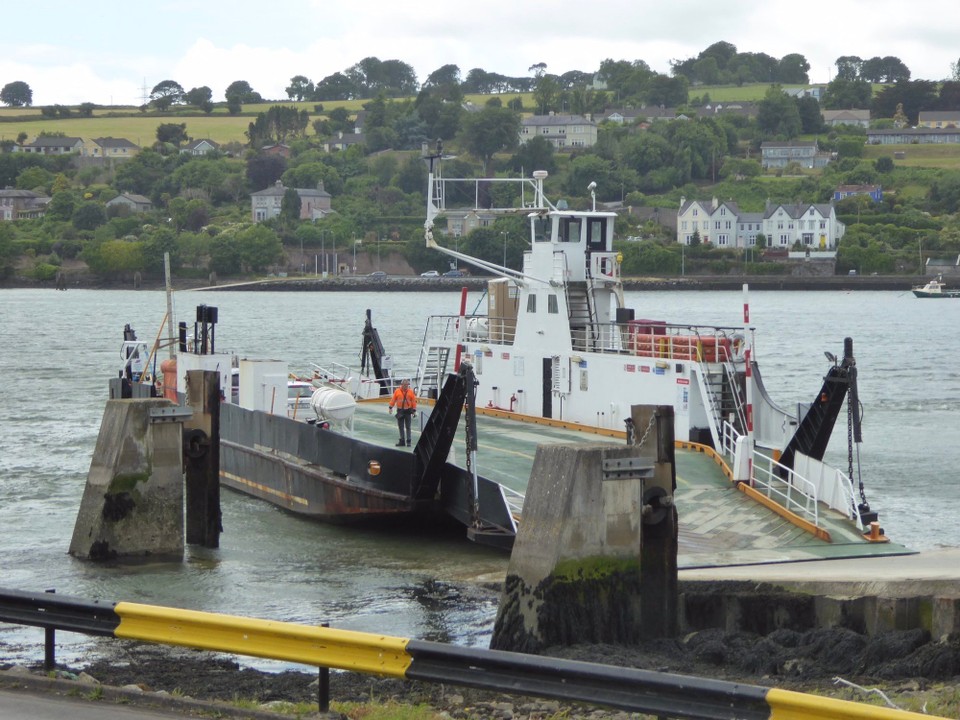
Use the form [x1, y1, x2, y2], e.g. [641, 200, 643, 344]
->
[1, 287, 958, 666]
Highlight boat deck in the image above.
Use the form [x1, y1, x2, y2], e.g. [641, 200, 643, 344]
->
[324, 401, 913, 568]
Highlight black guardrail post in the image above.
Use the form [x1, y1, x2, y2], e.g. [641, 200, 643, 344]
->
[318, 622, 330, 712]
[43, 588, 56, 671]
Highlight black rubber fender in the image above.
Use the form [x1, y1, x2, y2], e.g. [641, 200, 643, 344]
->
[183, 428, 208, 458]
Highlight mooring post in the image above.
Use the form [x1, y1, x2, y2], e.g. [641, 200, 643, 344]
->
[318, 622, 330, 712]
[632, 405, 678, 640]
[43, 588, 55, 671]
[184, 369, 222, 548]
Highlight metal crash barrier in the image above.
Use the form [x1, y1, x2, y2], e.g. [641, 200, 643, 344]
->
[0, 587, 944, 720]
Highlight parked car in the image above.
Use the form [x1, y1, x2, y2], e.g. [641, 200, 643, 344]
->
[442, 269, 464, 278]
[368, 271, 387, 279]
[420, 270, 440, 277]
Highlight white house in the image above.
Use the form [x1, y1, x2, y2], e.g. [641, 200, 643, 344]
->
[677, 197, 845, 250]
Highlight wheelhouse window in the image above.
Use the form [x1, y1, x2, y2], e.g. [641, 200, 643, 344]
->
[560, 218, 581, 243]
[548, 294, 559, 313]
[526, 294, 537, 313]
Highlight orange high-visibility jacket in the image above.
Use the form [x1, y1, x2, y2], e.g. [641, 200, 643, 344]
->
[389, 386, 417, 411]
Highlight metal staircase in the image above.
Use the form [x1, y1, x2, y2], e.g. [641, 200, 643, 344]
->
[416, 346, 450, 399]
[698, 360, 747, 445]
[566, 281, 597, 351]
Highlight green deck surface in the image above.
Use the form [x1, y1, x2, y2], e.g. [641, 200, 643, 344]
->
[345, 402, 913, 568]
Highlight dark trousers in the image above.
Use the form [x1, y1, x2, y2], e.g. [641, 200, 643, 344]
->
[396, 409, 413, 444]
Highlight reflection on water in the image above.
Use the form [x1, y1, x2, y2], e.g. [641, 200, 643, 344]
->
[1, 288, 958, 667]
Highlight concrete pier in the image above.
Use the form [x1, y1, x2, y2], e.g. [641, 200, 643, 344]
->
[69, 399, 185, 561]
[491, 443, 654, 653]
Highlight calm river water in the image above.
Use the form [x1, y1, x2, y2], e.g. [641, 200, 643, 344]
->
[1, 286, 958, 667]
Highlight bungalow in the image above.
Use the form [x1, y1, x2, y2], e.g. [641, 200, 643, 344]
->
[250, 181, 332, 222]
[106, 193, 153, 214]
[867, 127, 960, 144]
[822, 109, 870, 128]
[181, 139, 219, 156]
[15, 136, 84, 155]
[834, 184, 883, 203]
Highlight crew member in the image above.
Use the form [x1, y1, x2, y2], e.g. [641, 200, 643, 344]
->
[388, 378, 417, 447]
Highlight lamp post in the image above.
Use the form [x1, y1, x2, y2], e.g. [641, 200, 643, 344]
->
[454, 231, 460, 270]
[320, 231, 325, 276]
[377, 233, 381, 271]
[500, 231, 508, 267]
[681, 243, 685, 277]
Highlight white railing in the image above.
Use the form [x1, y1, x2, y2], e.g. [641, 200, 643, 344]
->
[720, 420, 741, 458]
[501, 486, 525, 527]
[751, 451, 821, 528]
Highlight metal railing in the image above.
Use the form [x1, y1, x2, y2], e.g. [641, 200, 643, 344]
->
[751, 451, 821, 528]
[1, 587, 939, 720]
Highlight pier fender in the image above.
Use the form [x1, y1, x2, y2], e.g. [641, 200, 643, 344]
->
[69, 398, 185, 561]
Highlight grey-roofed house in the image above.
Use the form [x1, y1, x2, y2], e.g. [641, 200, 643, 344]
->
[251, 181, 332, 222]
[106, 193, 153, 214]
[0, 188, 49, 220]
[181, 139, 219, 156]
[16, 136, 84, 155]
[91, 137, 140, 159]
[323, 132, 364, 152]
[760, 141, 833, 169]
[918, 111, 960, 128]
[867, 127, 960, 144]
[677, 196, 845, 250]
[519, 113, 597, 149]
[822, 109, 870, 128]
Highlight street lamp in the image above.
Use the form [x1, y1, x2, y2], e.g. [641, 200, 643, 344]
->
[454, 231, 460, 270]
[500, 231, 508, 267]
[377, 233, 381, 271]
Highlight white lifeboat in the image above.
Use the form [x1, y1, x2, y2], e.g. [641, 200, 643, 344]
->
[310, 386, 357, 423]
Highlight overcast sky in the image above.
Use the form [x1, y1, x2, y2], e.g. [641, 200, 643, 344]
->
[4, 0, 958, 106]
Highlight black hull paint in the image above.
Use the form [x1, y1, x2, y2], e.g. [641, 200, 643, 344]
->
[218, 402, 517, 546]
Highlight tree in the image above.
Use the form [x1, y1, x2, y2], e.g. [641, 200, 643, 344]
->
[150, 80, 185, 111]
[247, 154, 288, 191]
[532, 74, 561, 114]
[314, 72, 357, 101]
[235, 224, 283, 272]
[224, 80, 262, 103]
[280, 187, 302, 227]
[1, 81, 32, 107]
[795, 96, 824, 133]
[286, 75, 315, 101]
[509, 135, 556, 175]
[226, 95, 243, 115]
[834, 56, 863, 82]
[872, 81, 939, 125]
[757, 86, 802, 138]
[184, 86, 213, 107]
[72, 202, 107, 231]
[156, 122, 188, 146]
[776, 54, 810, 84]
[874, 156, 894, 173]
[458, 106, 521, 174]
[822, 78, 872, 110]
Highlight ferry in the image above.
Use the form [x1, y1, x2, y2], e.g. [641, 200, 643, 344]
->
[117, 149, 915, 565]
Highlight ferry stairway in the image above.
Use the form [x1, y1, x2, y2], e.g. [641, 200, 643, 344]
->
[416, 346, 450, 401]
[567, 281, 597, 351]
[411, 365, 468, 501]
[700, 361, 747, 442]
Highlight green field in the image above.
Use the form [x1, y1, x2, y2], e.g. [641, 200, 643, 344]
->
[863, 143, 960, 169]
[0, 114, 264, 145]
